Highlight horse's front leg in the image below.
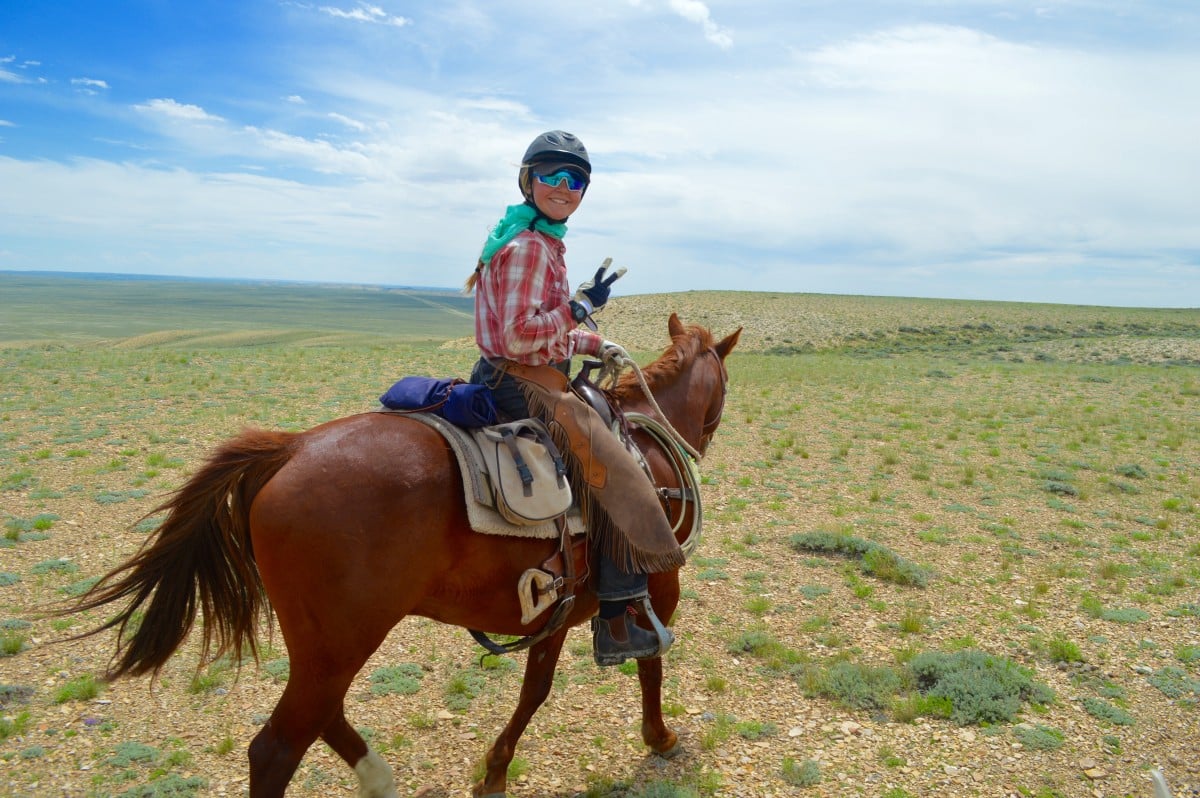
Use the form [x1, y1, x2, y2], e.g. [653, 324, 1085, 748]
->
[638, 572, 681, 758]
[636, 654, 680, 757]
[473, 629, 568, 798]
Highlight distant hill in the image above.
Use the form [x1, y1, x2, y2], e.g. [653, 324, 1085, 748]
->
[2, 271, 1196, 363]
[0, 271, 474, 346]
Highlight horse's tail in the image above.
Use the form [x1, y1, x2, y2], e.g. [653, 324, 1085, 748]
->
[59, 428, 298, 681]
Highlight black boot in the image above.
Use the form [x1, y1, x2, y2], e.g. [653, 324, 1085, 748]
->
[592, 607, 670, 666]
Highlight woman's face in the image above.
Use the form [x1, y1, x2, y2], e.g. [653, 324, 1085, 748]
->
[531, 171, 585, 221]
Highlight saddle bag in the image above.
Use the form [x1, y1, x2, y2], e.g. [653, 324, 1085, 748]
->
[379, 376, 497, 428]
[473, 420, 572, 526]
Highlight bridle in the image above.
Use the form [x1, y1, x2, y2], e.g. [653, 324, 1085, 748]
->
[696, 347, 728, 457]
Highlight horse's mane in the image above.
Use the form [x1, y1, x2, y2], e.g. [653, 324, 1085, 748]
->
[611, 323, 715, 402]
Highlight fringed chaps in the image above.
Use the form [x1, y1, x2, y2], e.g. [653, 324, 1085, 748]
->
[502, 361, 685, 575]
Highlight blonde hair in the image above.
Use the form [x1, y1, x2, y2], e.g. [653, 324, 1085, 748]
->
[463, 260, 484, 293]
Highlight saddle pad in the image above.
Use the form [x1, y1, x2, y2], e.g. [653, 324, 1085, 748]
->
[379, 409, 583, 539]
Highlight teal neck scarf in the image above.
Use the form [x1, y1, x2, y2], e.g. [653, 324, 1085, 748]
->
[479, 203, 567, 265]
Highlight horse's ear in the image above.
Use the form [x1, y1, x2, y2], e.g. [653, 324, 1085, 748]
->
[667, 313, 685, 339]
[714, 327, 742, 359]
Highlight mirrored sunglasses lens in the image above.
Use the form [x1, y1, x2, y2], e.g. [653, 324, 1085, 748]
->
[536, 170, 586, 191]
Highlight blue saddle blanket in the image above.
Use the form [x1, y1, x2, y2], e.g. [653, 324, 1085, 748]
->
[379, 376, 498, 428]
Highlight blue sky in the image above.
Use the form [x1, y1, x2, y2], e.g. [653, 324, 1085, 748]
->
[2, 1, 1198, 308]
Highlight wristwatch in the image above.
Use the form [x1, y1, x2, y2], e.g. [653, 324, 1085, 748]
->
[569, 300, 589, 323]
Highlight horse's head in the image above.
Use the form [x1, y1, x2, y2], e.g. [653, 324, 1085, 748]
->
[615, 313, 741, 458]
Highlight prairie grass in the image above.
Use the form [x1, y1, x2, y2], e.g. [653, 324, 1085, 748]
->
[0, 280, 1196, 797]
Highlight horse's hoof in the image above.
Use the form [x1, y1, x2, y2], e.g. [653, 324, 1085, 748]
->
[652, 738, 683, 760]
[470, 784, 505, 798]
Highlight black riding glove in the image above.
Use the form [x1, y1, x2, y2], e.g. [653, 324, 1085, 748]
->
[570, 258, 627, 330]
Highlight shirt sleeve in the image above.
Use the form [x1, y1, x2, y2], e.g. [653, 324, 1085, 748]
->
[570, 329, 603, 356]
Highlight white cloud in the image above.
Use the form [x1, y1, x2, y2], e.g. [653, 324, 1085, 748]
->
[328, 112, 368, 132]
[666, 0, 732, 48]
[71, 77, 110, 90]
[3, 7, 1197, 306]
[134, 98, 225, 123]
[0, 119, 14, 127]
[71, 77, 110, 95]
[246, 127, 374, 174]
[320, 3, 411, 27]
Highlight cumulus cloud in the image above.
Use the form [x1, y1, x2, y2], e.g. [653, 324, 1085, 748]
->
[3, 6, 1197, 305]
[320, 3, 411, 27]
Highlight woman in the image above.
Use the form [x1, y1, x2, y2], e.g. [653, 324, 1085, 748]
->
[466, 130, 684, 666]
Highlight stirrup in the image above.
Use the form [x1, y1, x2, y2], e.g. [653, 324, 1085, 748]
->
[591, 600, 674, 666]
[635, 596, 675, 658]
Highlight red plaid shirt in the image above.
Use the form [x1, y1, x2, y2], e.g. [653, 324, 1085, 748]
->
[474, 230, 602, 365]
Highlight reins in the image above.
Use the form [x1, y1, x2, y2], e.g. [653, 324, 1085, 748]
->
[597, 347, 727, 462]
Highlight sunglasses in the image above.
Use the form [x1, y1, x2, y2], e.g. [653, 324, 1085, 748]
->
[534, 169, 588, 192]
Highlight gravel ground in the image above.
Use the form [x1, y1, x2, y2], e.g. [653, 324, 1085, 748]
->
[2, 300, 1198, 798]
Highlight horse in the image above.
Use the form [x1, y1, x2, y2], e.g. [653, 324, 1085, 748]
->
[61, 313, 740, 797]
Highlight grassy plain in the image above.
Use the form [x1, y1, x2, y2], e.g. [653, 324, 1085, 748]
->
[1, 273, 1198, 798]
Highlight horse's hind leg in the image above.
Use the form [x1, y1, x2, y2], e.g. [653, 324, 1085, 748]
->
[247, 665, 370, 797]
[322, 706, 399, 798]
[474, 630, 568, 798]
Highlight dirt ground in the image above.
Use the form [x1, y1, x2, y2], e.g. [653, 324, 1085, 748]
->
[2, 313, 1198, 798]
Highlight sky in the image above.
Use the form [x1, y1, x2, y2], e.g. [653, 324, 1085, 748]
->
[2, 1, 1198, 308]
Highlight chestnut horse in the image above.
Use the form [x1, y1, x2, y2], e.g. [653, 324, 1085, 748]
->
[64, 314, 740, 797]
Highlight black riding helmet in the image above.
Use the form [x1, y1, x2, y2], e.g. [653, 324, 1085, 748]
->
[518, 130, 591, 203]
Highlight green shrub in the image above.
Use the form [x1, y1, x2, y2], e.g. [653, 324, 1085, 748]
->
[1176, 645, 1200, 665]
[106, 740, 160, 766]
[1012, 723, 1064, 750]
[444, 669, 486, 710]
[114, 773, 206, 798]
[1081, 697, 1134, 726]
[892, 692, 952, 723]
[59, 576, 101, 597]
[816, 661, 904, 713]
[1146, 667, 1200, 700]
[1, 631, 26, 657]
[369, 663, 424, 696]
[0, 572, 21, 587]
[263, 658, 290, 682]
[727, 629, 806, 669]
[630, 783, 701, 798]
[781, 757, 821, 787]
[789, 530, 930, 587]
[735, 720, 778, 739]
[54, 675, 101, 703]
[908, 650, 1054, 725]
[30, 558, 79, 575]
[1, 710, 32, 741]
[1047, 635, 1083, 663]
[1101, 607, 1149, 624]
